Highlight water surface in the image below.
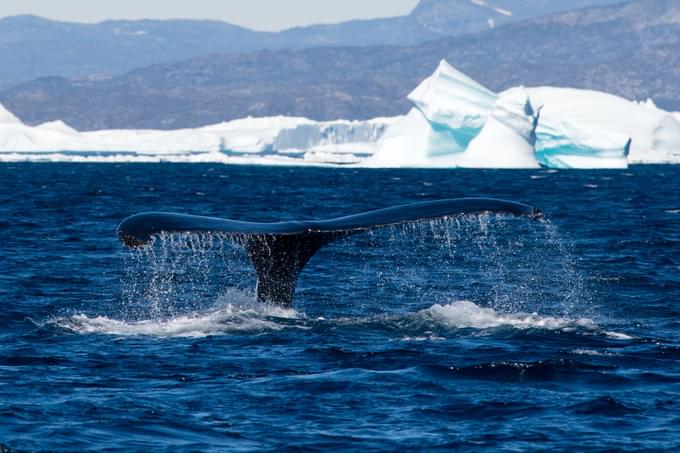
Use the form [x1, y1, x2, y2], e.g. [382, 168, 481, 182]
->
[1, 164, 679, 451]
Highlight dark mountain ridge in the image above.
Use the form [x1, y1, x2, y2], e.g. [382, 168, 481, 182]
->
[0, 0, 624, 86]
[2, 0, 677, 130]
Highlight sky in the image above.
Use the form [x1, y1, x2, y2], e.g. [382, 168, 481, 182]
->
[0, 0, 420, 31]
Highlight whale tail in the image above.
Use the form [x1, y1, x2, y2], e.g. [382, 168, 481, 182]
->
[245, 232, 346, 305]
[117, 198, 542, 305]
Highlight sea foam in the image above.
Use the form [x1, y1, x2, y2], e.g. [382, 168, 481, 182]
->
[414, 300, 598, 331]
[52, 293, 299, 338]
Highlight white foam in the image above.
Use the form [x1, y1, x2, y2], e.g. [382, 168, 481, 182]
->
[604, 331, 634, 340]
[49, 293, 631, 340]
[418, 300, 598, 331]
[52, 294, 299, 338]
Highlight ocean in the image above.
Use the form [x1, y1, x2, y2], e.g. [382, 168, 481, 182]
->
[1, 163, 679, 451]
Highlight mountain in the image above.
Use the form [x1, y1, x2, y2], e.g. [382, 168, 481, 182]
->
[0, 15, 264, 87]
[2, 0, 678, 130]
[0, 0, 624, 86]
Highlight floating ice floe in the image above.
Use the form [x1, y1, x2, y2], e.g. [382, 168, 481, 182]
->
[1, 59, 679, 168]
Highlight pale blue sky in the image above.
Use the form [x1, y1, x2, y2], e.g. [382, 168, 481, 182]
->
[0, 0, 420, 30]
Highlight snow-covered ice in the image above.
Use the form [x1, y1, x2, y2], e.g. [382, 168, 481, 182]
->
[528, 88, 680, 165]
[408, 60, 495, 145]
[0, 111, 397, 165]
[0, 104, 21, 125]
[1, 59, 679, 168]
[459, 87, 541, 169]
[370, 61, 680, 169]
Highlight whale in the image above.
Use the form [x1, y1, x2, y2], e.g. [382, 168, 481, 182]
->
[117, 198, 542, 305]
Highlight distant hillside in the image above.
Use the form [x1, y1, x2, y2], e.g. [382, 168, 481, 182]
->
[0, 0, 623, 86]
[2, 0, 677, 130]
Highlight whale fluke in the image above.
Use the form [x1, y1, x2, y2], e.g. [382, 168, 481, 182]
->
[117, 198, 542, 305]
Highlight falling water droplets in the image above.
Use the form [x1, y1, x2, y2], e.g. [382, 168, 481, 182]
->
[119, 232, 256, 321]
[116, 213, 591, 322]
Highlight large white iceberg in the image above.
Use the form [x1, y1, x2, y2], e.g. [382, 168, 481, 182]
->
[534, 119, 631, 169]
[365, 108, 467, 168]
[459, 87, 541, 169]
[409, 60, 496, 152]
[370, 60, 680, 169]
[1, 59, 680, 168]
[371, 62, 545, 169]
[528, 89, 680, 165]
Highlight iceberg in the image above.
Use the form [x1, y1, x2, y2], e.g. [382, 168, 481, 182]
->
[371, 72, 545, 169]
[370, 61, 680, 169]
[408, 60, 496, 151]
[1, 59, 679, 168]
[0, 103, 21, 125]
[527, 87, 680, 165]
[37, 120, 80, 135]
[369, 60, 500, 168]
[535, 120, 631, 169]
[368, 108, 467, 168]
[459, 87, 541, 169]
[0, 108, 397, 165]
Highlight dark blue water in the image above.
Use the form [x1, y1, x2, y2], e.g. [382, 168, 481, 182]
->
[1, 164, 679, 451]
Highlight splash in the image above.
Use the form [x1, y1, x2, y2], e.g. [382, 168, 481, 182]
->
[418, 300, 597, 331]
[53, 289, 299, 338]
[406, 214, 593, 318]
[335, 299, 631, 340]
[119, 233, 256, 320]
[53, 299, 624, 339]
[96, 211, 593, 336]
[313, 213, 591, 317]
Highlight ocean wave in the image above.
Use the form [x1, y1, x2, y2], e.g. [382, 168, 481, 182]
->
[50, 297, 631, 341]
[422, 358, 618, 382]
[51, 294, 299, 338]
[414, 300, 598, 331]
